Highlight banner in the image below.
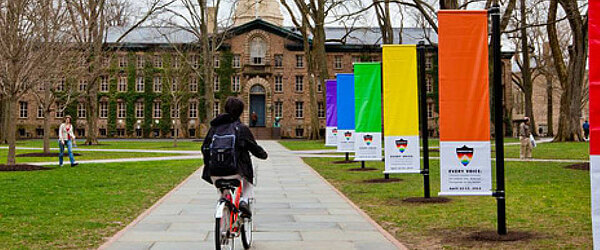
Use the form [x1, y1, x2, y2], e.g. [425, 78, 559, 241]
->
[325, 79, 338, 147]
[589, 1, 600, 247]
[336, 73, 355, 152]
[382, 45, 421, 173]
[438, 10, 492, 196]
[354, 63, 382, 161]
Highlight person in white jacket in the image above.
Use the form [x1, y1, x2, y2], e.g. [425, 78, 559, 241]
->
[58, 115, 78, 167]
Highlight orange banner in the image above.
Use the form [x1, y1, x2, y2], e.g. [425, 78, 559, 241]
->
[438, 10, 490, 141]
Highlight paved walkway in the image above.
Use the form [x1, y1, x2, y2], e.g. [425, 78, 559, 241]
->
[101, 141, 403, 250]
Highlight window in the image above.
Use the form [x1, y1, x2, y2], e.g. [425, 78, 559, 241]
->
[189, 77, 198, 92]
[153, 76, 162, 92]
[55, 103, 64, 118]
[136, 129, 142, 137]
[213, 101, 220, 118]
[37, 105, 44, 118]
[79, 80, 87, 92]
[274, 101, 282, 118]
[171, 78, 178, 92]
[117, 102, 126, 118]
[334, 55, 343, 69]
[99, 128, 107, 136]
[19, 101, 28, 118]
[137, 55, 145, 68]
[136, 77, 144, 92]
[427, 103, 434, 118]
[153, 102, 161, 118]
[36, 128, 44, 137]
[38, 83, 46, 91]
[295, 75, 303, 92]
[296, 55, 304, 68]
[154, 55, 162, 68]
[78, 103, 86, 118]
[173, 56, 180, 69]
[136, 102, 144, 118]
[274, 75, 283, 92]
[318, 102, 325, 118]
[190, 55, 199, 68]
[426, 75, 433, 93]
[189, 101, 198, 118]
[99, 102, 108, 118]
[295, 101, 303, 118]
[189, 129, 196, 137]
[171, 103, 179, 118]
[425, 56, 432, 70]
[250, 37, 266, 65]
[352, 56, 361, 63]
[100, 76, 109, 92]
[56, 78, 65, 91]
[317, 80, 323, 92]
[119, 56, 127, 68]
[214, 75, 220, 92]
[117, 129, 125, 137]
[233, 54, 241, 68]
[214, 55, 220, 68]
[274, 54, 283, 68]
[231, 75, 240, 92]
[118, 77, 127, 92]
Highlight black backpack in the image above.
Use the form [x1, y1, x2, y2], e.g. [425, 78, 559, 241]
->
[208, 122, 239, 176]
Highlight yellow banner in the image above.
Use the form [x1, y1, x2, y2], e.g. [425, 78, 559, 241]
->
[382, 45, 419, 136]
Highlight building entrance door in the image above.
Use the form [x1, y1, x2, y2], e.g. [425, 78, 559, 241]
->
[249, 85, 266, 127]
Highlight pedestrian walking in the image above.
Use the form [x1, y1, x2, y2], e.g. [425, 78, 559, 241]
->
[250, 111, 258, 127]
[58, 115, 78, 167]
[583, 120, 590, 141]
[519, 117, 533, 159]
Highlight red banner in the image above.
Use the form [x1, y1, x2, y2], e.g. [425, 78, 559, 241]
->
[591, 2, 600, 155]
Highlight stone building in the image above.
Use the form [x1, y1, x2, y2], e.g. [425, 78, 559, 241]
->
[14, 0, 516, 140]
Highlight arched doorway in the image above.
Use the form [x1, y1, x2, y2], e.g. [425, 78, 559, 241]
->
[249, 84, 266, 127]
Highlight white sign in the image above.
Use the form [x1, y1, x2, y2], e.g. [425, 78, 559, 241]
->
[325, 127, 338, 147]
[439, 141, 493, 196]
[354, 132, 382, 161]
[384, 136, 421, 173]
[592, 155, 600, 248]
[337, 129, 355, 152]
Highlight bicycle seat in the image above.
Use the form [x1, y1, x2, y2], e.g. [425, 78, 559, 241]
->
[214, 179, 241, 190]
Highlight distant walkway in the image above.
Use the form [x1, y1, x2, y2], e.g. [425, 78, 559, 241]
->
[101, 141, 404, 250]
[294, 154, 587, 163]
[0, 146, 200, 155]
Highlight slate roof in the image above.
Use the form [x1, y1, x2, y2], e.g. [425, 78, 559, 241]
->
[106, 19, 438, 46]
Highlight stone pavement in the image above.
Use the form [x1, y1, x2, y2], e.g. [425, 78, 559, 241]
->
[101, 141, 403, 250]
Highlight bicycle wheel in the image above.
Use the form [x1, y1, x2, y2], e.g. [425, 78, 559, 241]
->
[240, 217, 252, 249]
[215, 206, 233, 250]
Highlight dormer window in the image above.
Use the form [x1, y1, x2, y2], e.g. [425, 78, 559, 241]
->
[250, 37, 266, 65]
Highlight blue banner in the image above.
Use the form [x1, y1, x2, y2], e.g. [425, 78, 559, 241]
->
[336, 73, 355, 152]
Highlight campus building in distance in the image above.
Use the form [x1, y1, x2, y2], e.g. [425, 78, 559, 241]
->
[14, 0, 513, 139]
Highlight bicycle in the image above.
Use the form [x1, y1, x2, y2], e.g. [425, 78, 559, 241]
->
[214, 178, 253, 250]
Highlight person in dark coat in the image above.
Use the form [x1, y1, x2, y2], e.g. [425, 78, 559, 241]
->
[202, 97, 268, 217]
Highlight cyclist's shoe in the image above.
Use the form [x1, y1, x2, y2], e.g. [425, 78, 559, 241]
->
[239, 201, 252, 218]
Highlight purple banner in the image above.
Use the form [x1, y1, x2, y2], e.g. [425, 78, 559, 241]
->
[326, 79, 337, 126]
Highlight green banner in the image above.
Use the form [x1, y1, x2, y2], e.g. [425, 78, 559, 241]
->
[354, 62, 382, 133]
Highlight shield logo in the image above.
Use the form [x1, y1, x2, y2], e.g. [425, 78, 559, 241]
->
[363, 134, 373, 146]
[332, 128, 338, 136]
[456, 145, 474, 166]
[344, 131, 352, 141]
[395, 139, 408, 153]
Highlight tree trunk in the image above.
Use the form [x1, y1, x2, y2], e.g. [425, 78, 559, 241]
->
[520, 0, 536, 135]
[200, 0, 214, 123]
[440, 0, 458, 9]
[6, 97, 17, 165]
[43, 110, 51, 153]
[85, 86, 99, 145]
[0, 98, 6, 144]
[546, 73, 554, 136]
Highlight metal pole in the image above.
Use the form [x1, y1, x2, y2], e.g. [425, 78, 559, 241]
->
[345, 152, 349, 162]
[490, 5, 507, 235]
[361, 161, 365, 169]
[417, 41, 431, 199]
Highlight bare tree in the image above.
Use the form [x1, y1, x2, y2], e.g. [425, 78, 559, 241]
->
[547, 0, 587, 141]
[0, 0, 70, 165]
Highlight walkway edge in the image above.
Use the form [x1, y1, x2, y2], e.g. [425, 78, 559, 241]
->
[299, 158, 408, 250]
[97, 167, 202, 250]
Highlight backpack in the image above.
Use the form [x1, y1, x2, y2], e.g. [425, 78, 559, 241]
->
[208, 122, 239, 176]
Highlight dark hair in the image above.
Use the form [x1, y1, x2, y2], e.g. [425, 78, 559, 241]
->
[225, 97, 244, 119]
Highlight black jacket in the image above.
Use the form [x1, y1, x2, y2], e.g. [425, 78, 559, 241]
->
[201, 113, 268, 184]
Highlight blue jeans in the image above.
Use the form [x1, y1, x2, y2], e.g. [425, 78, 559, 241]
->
[59, 140, 75, 165]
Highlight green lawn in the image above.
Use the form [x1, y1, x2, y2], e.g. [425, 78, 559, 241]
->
[0, 149, 181, 164]
[303, 158, 591, 249]
[0, 160, 201, 249]
[13, 139, 203, 151]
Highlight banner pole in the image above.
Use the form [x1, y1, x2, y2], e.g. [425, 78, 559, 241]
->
[345, 152, 349, 162]
[490, 5, 507, 235]
[417, 41, 431, 199]
[361, 161, 365, 169]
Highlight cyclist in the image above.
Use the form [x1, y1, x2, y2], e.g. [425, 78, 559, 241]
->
[202, 97, 268, 218]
